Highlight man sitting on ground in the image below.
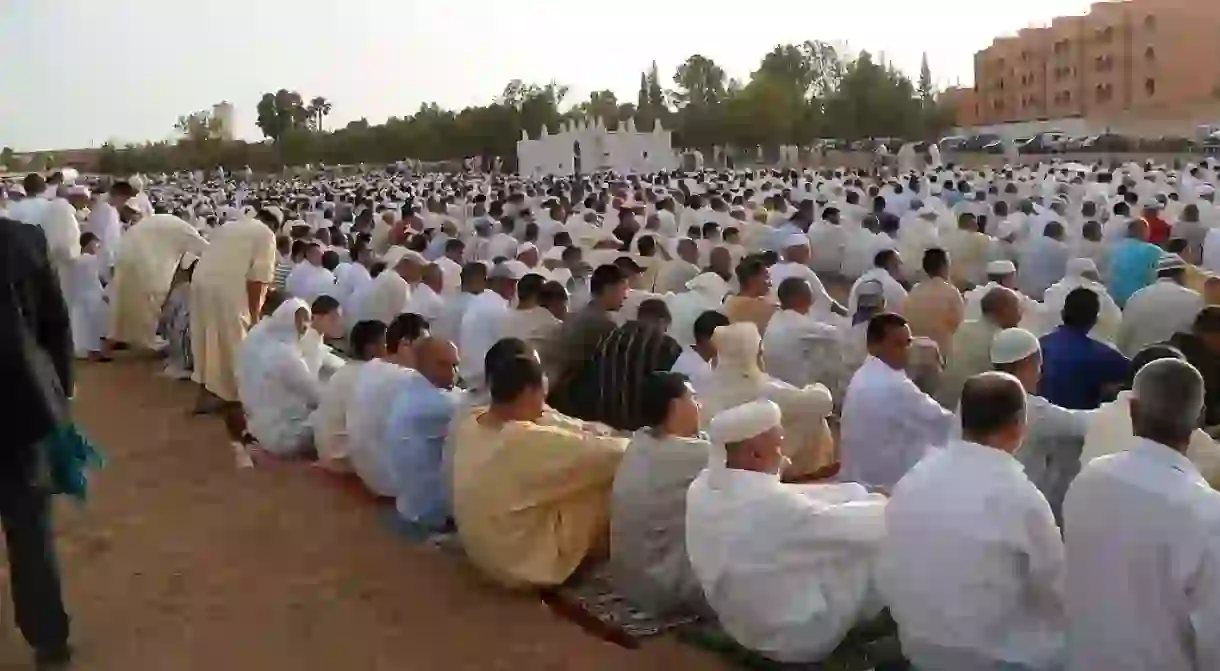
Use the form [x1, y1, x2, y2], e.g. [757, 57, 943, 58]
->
[452, 351, 627, 588]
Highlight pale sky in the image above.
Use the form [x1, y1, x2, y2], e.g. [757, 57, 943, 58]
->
[0, 0, 1099, 151]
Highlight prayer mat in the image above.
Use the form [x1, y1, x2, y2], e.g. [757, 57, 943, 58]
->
[673, 612, 909, 671]
[541, 564, 702, 646]
[377, 512, 699, 646]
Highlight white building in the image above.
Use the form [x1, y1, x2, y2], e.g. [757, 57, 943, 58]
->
[212, 101, 236, 142]
[516, 116, 677, 177]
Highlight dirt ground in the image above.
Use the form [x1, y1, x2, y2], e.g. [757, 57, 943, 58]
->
[0, 358, 724, 670]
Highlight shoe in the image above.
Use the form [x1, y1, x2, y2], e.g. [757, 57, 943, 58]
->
[35, 644, 72, 670]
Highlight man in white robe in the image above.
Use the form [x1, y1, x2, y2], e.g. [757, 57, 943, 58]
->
[107, 215, 209, 350]
[703, 322, 837, 478]
[1064, 358, 1220, 670]
[284, 241, 336, 304]
[346, 314, 428, 497]
[1117, 254, 1205, 357]
[840, 313, 955, 488]
[346, 247, 426, 329]
[67, 233, 110, 359]
[847, 248, 906, 317]
[83, 180, 137, 275]
[762, 277, 845, 394]
[402, 263, 446, 324]
[39, 185, 88, 291]
[685, 400, 888, 663]
[990, 328, 1091, 520]
[458, 261, 524, 389]
[190, 209, 279, 415]
[880, 371, 1066, 671]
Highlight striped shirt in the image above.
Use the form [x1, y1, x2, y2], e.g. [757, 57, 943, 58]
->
[558, 322, 683, 431]
[273, 258, 293, 291]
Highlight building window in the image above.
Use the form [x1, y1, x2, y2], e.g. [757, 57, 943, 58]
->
[1145, 15, 1156, 31]
[1096, 84, 1114, 103]
[1146, 78, 1157, 96]
[1145, 46, 1156, 62]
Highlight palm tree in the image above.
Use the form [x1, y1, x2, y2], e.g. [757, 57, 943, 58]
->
[309, 96, 333, 132]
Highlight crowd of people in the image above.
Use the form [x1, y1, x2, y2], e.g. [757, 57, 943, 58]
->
[4, 154, 1220, 669]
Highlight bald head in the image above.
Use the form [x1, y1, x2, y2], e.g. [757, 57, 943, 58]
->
[414, 337, 459, 390]
[981, 287, 1021, 329]
[1131, 358, 1204, 450]
[960, 372, 1027, 451]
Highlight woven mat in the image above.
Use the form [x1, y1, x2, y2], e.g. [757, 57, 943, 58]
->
[378, 512, 698, 644]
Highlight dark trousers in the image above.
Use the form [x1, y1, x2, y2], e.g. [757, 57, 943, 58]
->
[0, 473, 69, 652]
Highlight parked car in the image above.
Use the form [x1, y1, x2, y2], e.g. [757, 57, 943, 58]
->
[1140, 136, 1198, 152]
[963, 134, 1002, 152]
[1064, 136, 1093, 152]
[1015, 132, 1069, 154]
[1082, 133, 1134, 152]
[938, 135, 969, 151]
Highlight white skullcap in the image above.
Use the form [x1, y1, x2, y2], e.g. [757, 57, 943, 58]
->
[490, 260, 529, 281]
[1067, 257, 1098, 277]
[990, 328, 1041, 365]
[987, 260, 1017, 275]
[784, 234, 810, 249]
[67, 185, 90, 197]
[708, 399, 782, 447]
[516, 242, 538, 256]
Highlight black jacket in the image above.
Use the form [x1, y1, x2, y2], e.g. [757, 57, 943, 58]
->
[0, 217, 73, 451]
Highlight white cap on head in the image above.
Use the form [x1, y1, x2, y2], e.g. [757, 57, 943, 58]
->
[784, 234, 810, 249]
[708, 399, 782, 447]
[67, 185, 90, 197]
[490, 259, 529, 280]
[516, 242, 538, 256]
[987, 260, 1017, 276]
[1067, 257, 1098, 277]
[990, 328, 1041, 365]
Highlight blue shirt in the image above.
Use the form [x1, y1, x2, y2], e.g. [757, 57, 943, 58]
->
[1107, 239, 1162, 307]
[383, 374, 461, 529]
[1038, 327, 1130, 410]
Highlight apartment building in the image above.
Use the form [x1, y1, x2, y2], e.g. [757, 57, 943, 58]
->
[968, 0, 1220, 128]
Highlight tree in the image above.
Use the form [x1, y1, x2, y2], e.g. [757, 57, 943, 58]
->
[308, 96, 333, 131]
[256, 89, 310, 142]
[672, 54, 728, 108]
[754, 41, 845, 100]
[918, 53, 934, 104]
[0, 146, 13, 169]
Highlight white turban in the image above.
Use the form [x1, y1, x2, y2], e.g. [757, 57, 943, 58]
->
[987, 260, 1017, 276]
[708, 399, 782, 447]
[990, 328, 1041, 365]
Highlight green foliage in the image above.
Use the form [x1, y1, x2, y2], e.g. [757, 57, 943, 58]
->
[0, 146, 13, 169]
[97, 48, 954, 174]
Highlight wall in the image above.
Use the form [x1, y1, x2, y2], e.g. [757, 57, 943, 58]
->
[516, 123, 676, 177]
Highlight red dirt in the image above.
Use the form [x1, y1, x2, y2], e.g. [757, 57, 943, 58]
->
[0, 359, 724, 670]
